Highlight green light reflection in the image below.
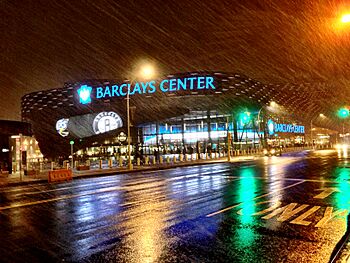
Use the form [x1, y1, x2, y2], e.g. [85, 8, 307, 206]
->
[335, 167, 350, 210]
[237, 167, 257, 224]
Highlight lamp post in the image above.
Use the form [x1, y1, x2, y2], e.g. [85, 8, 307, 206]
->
[19, 133, 22, 181]
[127, 63, 156, 170]
[70, 140, 74, 170]
[310, 113, 325, 149]
[338, 108, 349, 144]
[257, 107, 264, 148]
[257, 101, 277, 149]
[126, 85, 133, 170]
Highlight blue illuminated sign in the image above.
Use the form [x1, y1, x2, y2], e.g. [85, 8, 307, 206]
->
[267, 119, 305, 135]
[77, 76, 216, 104]
[268, 119, 275, 135]
[77, 85, 92, 104]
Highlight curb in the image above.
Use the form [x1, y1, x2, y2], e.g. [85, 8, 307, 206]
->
[0, 159, 230, 188]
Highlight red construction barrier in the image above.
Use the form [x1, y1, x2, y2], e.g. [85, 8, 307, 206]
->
[48, 169, 72, 183]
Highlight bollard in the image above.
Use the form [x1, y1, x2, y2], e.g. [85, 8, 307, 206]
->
[99, 159, 103, 169]
[215, 152, 218, 159]
[184, 154, 188, 161]
[152, 157, 156, 165]
[159, 156, 163, 164]
[108, 158, 113, 168]
[137, 157, 140, 166]
[63, 160, 68, 170]
[119, 157, 123, 167]
[173, 155, 177, 163]
[180, 154, 184, 162]
[166, 156, 170, 164]
[86, 160, 90, 168]
[196, 153, 199, 160]
[145, 156, 149, 165]
[39, 162, 43, 172]
[51, 161, 54, 171]
[206, 153, 209, 159]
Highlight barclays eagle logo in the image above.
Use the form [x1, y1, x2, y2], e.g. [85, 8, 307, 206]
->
[77, 85, 92, 104]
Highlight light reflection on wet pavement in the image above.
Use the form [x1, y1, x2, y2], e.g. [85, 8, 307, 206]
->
[0, 149, 349, 262]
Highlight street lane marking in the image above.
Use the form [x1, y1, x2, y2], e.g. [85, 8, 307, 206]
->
[315, 207, 348, 228]
[237, 201, 347, 228]
[313, 188, 341, 199]
[261, 203, 309, 221]
[16, 180, 123, 196]
[206, 180, 305, 217]
[235, 199, 348, 228]
[290, 206, 321, 226]
[0, 186, 124, 211]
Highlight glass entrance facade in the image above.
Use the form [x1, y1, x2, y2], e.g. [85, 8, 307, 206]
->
[139, 110, 262, 156]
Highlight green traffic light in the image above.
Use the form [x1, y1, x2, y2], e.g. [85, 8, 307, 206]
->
[338, 108, 349, 118]
[240, 111, 251, 124]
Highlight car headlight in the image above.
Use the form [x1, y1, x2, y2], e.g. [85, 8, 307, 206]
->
[270, 149, 276, 154]
[263, 149, 268, 154]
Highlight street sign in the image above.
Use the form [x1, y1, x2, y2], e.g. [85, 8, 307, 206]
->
[70, 140, 74, 145]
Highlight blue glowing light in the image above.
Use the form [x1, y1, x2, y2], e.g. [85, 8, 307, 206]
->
[78, 85, 92, 104]
[267, 119, 275, 135]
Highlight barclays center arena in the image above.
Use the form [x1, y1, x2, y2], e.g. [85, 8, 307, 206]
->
[21, 71, 308, 161]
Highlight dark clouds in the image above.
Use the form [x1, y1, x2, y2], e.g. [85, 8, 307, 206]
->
[1, 0, 350, 120]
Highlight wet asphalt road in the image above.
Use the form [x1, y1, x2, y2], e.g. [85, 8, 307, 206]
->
[1, 149, 350, 263]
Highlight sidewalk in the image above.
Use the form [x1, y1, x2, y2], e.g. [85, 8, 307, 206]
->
[0, 155, 260, 188]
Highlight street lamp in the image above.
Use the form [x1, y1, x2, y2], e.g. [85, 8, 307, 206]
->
[257, 101, 277, 148]
[337, 107, 350, 144]
[127, 63, 156, 170]
[257, 107, 264, 148]
[341, 14, 350, 24]
[70, 140, 74, 170]
[310, 113, 326, 148]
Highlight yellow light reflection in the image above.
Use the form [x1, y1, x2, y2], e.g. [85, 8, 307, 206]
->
[120, 182, 172, 263]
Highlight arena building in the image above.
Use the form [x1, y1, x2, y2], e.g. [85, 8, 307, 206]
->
[22, 71, 308, 161]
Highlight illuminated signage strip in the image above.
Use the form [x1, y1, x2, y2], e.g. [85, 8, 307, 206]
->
[268, 119, 305, 135]
[77, 76, 216, 104]
[274, 123, 305, 134]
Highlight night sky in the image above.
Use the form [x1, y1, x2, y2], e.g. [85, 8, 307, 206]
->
[1, 0, 349, 120]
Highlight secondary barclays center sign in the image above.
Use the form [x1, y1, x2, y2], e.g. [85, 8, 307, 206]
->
[268, 119, 305, 135]
[77, 76, 216, 104]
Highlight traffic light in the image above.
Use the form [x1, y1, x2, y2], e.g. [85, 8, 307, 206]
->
[338, 108, 350, 118]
